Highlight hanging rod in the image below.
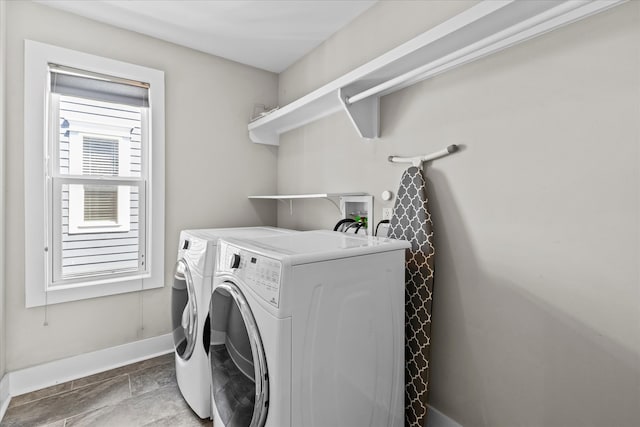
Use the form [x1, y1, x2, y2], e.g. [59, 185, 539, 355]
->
[388, 145, 458, 167]
[344, 1, 613, 106]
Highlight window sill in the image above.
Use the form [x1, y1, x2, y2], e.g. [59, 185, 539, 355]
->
[27, 274, 163, 308]
[69, 223, 131, 234]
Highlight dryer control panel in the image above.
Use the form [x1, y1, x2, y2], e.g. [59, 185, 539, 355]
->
[218, 243, 282, 308]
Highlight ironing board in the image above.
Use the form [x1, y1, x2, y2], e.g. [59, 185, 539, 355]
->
[387, 166, 435, 427]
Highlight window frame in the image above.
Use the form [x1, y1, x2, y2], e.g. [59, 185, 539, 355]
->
[24, 40, 165, 307]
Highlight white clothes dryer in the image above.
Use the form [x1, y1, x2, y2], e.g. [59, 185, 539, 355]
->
[171, 227, 295, 419]
[209, 230, 410, 427]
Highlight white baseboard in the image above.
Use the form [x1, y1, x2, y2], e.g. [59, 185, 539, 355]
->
[0, 373, 11, 421]
[426, 404, 463, 427]
[8, 333, 173, 397]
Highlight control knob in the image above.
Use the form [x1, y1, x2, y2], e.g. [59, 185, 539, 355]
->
[230, 253, 241, 269]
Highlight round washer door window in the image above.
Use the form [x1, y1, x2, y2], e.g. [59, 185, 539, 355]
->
[171, 259, 197, 360]
[210, 281, 268, 427]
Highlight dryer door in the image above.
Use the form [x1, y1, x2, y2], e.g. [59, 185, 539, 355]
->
[210, 281, 268, 427]
[171, 259, 198, 360]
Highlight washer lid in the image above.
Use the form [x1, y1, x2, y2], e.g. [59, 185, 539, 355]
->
[179, 227, 296, 277]
[221, 230, 411, 265]
[182, 226, 294, 242]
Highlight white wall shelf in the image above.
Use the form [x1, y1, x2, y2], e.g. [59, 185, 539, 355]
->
[248, 0, 624, 146]
[249, 193, 374, 234]
[248, 193, 367, 200]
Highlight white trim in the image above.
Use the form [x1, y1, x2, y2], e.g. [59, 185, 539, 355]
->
[64, 119, 135, 138]
[0, 374, 10, 422]
[426, 405, 463, 427]
[8, 333, 172, 397]
[24, 40, 165, 307]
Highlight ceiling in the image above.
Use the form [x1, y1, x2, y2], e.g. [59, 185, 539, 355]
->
[35, 0, 377, 73]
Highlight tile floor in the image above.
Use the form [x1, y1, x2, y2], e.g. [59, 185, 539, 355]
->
[0, 353, 212, 427]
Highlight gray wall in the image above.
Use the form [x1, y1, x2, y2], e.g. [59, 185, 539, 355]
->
[4, 1, 278, 370]
[0, 0, 6, 380]
[277, 1, 640, 426]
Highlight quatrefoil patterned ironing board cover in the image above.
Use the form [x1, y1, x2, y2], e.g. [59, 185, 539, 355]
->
[387, 166, 435, 427]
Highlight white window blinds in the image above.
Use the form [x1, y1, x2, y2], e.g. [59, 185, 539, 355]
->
[82, 136, 119, 176]
[49, 64, 149, 107]
[83, 185, 118, 222]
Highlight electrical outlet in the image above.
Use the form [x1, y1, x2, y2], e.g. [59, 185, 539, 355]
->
[382, 208, 393, 221]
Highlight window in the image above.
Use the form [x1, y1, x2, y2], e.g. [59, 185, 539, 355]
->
[25, 40, 165, 307]
[65, 109, 133, 235]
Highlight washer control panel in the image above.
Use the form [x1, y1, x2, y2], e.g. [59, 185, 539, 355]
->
[219, 243, 282, 308]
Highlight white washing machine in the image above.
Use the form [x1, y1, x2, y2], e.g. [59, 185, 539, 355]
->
[171, 227, 296, 419]
[209, 230, 410, 427]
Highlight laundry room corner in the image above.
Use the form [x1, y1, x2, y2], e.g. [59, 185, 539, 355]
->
[0, 0, 638, 426]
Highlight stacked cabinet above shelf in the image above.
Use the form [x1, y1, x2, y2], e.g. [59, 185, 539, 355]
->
[248, 0, 625, 146]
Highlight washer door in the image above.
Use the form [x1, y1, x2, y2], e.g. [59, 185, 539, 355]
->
[210, 281, 268, 427]
[171, 259, 197, 360]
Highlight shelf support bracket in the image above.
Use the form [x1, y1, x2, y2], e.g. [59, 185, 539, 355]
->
[249, 127, 279, 146]
[321, 196, 341, 213]
[338, 88, 379, 140]
[270, 198, 294, 215]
